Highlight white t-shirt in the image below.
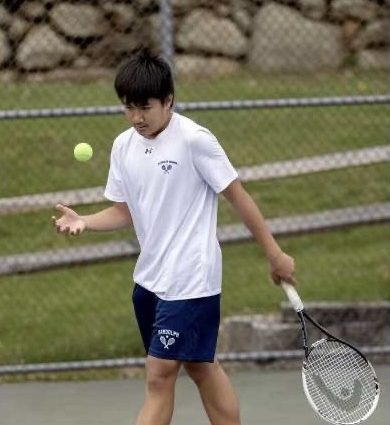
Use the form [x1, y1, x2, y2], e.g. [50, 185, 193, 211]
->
[104, 112, 238, 300]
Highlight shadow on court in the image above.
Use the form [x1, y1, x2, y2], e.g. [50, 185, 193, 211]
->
[0, 364, 388, 425]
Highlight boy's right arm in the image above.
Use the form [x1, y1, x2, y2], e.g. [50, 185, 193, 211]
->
[52, 202, 132, 236]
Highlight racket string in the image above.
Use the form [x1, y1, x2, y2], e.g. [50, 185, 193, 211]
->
[303, 340, 378, 424]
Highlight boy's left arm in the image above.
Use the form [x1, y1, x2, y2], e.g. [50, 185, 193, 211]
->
[221, 178, 295, 285]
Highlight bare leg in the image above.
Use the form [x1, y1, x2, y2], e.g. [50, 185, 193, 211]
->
[184, 361, 240, 425]
[135, 355, 181, 425]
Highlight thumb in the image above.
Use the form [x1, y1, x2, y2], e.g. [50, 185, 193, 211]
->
[55, 204, 73, 215]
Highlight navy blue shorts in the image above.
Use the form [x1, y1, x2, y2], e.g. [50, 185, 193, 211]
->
[132, 284, 220, 362]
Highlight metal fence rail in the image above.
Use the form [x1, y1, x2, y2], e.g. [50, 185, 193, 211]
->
[1, 95, 390, 120]
[2, 145, 389, 215]
[1, 202, 389, 276]
[1, 346, 390, 376]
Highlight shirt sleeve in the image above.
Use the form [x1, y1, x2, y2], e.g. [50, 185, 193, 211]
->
[104, 138, 126, 202]
[189, 129, 238, 193]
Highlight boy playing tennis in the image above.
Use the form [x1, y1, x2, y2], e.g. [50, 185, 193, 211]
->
[53, 49, 295, 425]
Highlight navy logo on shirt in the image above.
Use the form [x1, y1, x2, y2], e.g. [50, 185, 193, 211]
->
[145, 148, 153, 154]
[158, 160, 178, 174]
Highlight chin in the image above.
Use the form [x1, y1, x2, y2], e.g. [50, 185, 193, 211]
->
[136, 127, 149, 136]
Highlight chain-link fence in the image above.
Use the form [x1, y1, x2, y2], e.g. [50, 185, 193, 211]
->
[0, 0, 389, 374]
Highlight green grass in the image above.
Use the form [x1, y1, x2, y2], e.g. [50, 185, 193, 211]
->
[0, 105, 388, 196]
[0, 69, 389, 366]
[1, 69, 388, 196]
[177, 69, 388, 100]
[0, 163, 388, 255]
[0, 224, 388, 364]
[1, 69, 387, 109]
[223, 225, 390, 311]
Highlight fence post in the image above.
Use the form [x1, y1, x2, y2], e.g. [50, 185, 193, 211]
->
[159, 0, 175, 73]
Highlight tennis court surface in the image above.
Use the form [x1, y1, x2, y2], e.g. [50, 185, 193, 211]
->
[1, 363, 389, 425]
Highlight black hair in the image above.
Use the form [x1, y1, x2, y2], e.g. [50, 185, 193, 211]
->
[114, 49, 174, 106]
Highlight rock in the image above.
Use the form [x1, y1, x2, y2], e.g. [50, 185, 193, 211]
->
[175, 54, 241, 78]
[73, 55, 92, 69]
[0, 30, 11, 66]
[25, 67, 113, 82]
[0, 4, 12, 26]
[16, 25, 78, 70]
[19, 1, 47, 22]
[134, 0, 159, 13]
[177, 9, 247, 57]
[101, 3, 136, 31]
[233, 8, 252, 33]
[50, 3, 109, 38]
[8, 16, 30, 42]
[343, 20, 362, 48]
[148, 13, 163, 47]
[357, 49, 389, 70]
[230, 0, 255, 34]
[218, 315, 305, 352]
[331, 0, 380, 22]
[0, 70, 16, 82]
[352, 19, 390, 50]
[299, 0, 327, 20]
[215, 4, 230, 18]
[171, 0, 204, 11]
[249, 3, 345, 72]
[84, 31, 143, 67]
[277, 0, 299, 6]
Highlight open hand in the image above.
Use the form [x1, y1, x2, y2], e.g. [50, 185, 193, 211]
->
[52, 204, 86, 236]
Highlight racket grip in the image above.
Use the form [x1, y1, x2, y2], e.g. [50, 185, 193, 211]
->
[281, 282, 304, 312]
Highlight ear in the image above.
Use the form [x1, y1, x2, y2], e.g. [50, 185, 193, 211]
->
[164, 95, 174, 110]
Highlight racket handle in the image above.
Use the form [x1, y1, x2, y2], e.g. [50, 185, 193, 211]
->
[281, 282, 304, 312]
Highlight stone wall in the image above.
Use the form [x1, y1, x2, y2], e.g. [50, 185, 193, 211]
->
[218, 301, 390, 353]
[0, 0, 389, 81]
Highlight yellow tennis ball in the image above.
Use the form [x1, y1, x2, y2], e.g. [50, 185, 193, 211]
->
[74, 143, 93, 162]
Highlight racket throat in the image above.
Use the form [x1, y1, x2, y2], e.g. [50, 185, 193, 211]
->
[297, 311, 309, 358]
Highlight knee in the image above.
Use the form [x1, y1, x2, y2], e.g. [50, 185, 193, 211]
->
[146, 358, 180, 393]
[146, 373, 172, 393]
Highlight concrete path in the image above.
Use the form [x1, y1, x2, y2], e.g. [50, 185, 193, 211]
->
[1, 364, 389, 425]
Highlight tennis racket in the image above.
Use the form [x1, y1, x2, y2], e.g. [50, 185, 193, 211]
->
[281, 282, 380, 424]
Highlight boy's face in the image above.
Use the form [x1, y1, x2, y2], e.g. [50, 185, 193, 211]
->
[124, 96, 173, 139]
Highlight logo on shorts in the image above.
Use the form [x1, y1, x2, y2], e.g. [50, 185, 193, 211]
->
[158, 329, 180, 350]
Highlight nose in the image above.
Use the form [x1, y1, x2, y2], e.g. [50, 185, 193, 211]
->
[127, 108, 144, 124]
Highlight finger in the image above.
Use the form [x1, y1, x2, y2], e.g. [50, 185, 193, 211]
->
[56, 204, 70, 214]
[271, 271, 281, 285]
[58, 225, 68, 234]
[51, 216, 57, 227]
[59, 225, 68, 234]
[282, 275, 297, 285]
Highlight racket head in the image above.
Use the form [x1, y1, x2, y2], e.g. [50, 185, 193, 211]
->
[301, 338, 380, 424]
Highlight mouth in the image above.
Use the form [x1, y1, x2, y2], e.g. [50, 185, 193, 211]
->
[135, 125, 148, 131]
